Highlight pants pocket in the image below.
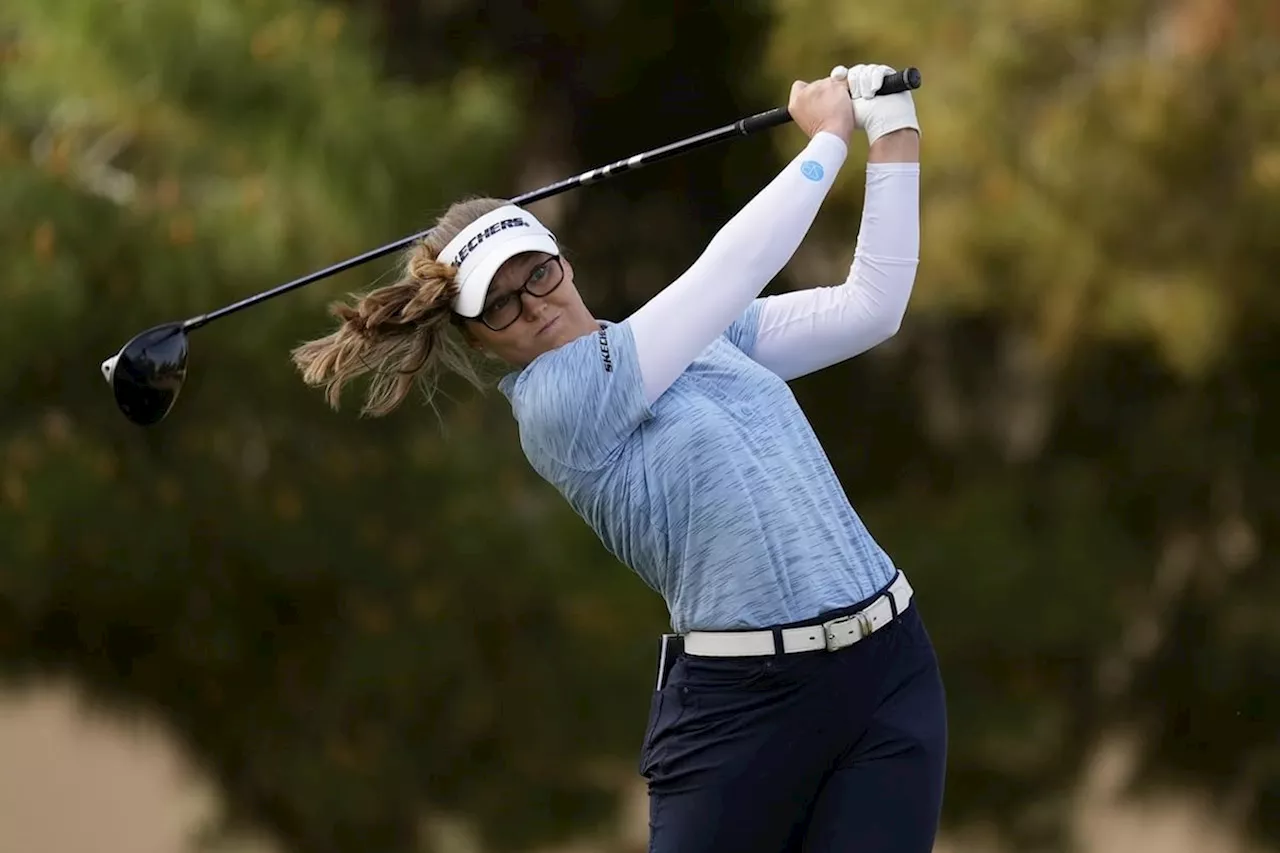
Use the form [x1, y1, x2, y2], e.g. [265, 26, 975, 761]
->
[638, 685, 688, 780]
[679, 656, 779, 693]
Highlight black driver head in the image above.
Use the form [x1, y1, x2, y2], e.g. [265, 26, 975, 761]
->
[101, 322, 189, 426]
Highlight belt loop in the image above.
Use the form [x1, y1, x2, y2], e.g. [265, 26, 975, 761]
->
[770, 627, 784, 655]
[887, 574, 900, 619]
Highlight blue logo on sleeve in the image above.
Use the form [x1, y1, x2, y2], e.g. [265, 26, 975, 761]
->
[800, 160, 824, 181]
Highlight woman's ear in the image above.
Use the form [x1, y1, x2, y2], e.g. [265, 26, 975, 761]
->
[457, 322, 487, 353]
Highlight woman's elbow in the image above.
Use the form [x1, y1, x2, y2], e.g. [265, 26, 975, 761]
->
[868, 299, 910, 346]
[867, 318, 902, 350]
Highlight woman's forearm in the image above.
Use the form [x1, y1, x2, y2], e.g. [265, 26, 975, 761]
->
[627, 131, 849, 404]
[747, 160, 920, 380]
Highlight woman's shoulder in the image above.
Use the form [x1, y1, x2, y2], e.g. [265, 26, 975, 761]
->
[498, 320, 652, 471]
[498, 322, 619, 401]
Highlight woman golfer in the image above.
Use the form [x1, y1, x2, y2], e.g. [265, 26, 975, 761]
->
[294, 64, 943, 852]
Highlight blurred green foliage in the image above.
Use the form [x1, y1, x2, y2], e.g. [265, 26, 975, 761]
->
[1, 0, 1278, 851]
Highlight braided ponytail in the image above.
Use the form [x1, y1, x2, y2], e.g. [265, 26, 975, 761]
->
[291, 197, 508, 416]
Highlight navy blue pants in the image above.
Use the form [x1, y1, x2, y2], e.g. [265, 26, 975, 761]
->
[639, 592, 947, 852]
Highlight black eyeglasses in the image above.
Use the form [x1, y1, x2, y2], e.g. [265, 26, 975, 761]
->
[478, 256, 565, 331]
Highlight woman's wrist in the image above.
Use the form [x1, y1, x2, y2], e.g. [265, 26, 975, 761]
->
[808, 130, 850, 163]
[867, 128, 920, 163]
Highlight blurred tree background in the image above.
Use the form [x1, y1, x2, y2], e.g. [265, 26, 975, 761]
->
[1, 0, 1277, 851]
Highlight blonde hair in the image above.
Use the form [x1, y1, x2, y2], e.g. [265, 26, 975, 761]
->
[291, 197, 508, 417]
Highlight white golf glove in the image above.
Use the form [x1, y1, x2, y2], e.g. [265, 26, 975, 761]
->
[829, 64, 919, 146]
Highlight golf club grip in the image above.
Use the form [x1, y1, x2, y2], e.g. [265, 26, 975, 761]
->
[879, 67, 922, 95]
[738, 66, 922, 136]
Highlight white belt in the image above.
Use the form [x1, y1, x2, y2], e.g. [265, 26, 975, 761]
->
[683, 572, 914, 657]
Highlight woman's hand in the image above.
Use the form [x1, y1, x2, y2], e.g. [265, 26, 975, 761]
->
[833, 63, 920, 161]
[787, 76, 856, 146]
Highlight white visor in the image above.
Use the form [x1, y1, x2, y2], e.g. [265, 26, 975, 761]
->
[439, 204, 560, 318]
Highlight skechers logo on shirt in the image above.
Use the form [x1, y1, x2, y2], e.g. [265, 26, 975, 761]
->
[452, 217, 528, 266]
[597, 328, 613, 373]
[800, 160, 824, 181]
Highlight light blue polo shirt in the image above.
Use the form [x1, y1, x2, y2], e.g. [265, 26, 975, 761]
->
[497, 307, 897, 633]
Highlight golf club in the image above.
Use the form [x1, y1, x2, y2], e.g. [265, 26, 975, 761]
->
[102, 67, 922, 426]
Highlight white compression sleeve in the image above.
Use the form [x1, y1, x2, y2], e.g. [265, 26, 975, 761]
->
[628, 132, 848, 405]
[749, 162, 920, 381]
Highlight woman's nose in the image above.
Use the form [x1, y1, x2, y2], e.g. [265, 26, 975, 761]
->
[522, 293, 546, 320]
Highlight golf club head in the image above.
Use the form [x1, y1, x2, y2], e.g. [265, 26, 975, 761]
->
[101, 322, 189, 426]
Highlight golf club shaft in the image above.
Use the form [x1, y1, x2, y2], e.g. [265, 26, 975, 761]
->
[181, 67, 920, 333]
